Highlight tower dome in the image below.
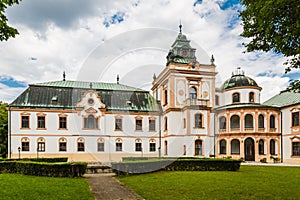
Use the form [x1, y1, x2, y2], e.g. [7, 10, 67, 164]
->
[221, 68, 260, 90]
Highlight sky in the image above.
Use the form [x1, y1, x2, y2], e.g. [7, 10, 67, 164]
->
[0, 0, 296, 103]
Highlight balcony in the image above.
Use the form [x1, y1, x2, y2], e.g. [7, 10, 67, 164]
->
[184, 98, 209, 107]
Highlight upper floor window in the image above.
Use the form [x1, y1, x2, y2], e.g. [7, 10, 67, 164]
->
[183, 118, 186, 129]
[136, 119, 142, 131]
[230, 115, 240, 129]
[219, 116, 226, 130]
[21, 116, 29, 129]
[270, 115, 275, 129]
[195, 114, 203, 128]
[149, 119, 156, 131]
[164, 89, 168, 105]
[292, 112, 299, 126]
[232, 93, 240, 103]
[249, 92, 255, 103]
[258, 114, 264, 128]
[59, 117, 67, 129]
[37, 116, 45, 129]
[164, 117, 168, 131]
[84, 115, 98, 129]
[244, 114, 253, 128]
[215, 95, 219, 106]
[190, 87, 197, 99]
[115, 118, 122, 131]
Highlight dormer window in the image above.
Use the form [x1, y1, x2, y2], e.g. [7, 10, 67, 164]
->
[232, 93, 240, 103]
[84, 115, 98, 129]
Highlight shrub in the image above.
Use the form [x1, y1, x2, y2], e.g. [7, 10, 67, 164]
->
[112, 158, 242, 175]
[260, 158, 267, 163]
[0, 161, 86, 177]
[0, 157, 68, 163]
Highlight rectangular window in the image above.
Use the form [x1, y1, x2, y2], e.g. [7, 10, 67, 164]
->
[37, 116, 45, 129]
[183, 118, 186, 129]
[78, 142, 85, 152]
[98, 143, 104, 152]
[116, 143, 122, 152]
[292, 142, 300, 156]
[115, 118, 122, 131]
[59, 117, 67, 129]
[292, 112, 299, 126]
[150, 143, 156, 152]
[136, 119, 142, 131]
[135, 143, 142, 152]
[21, 116, 29, 128]
[59, 142, 67, 152]
[37, 142, 45, 152]
[21, 142, 29, 151]
[195, 114, 203, 128]
[149, 120, 155, 131]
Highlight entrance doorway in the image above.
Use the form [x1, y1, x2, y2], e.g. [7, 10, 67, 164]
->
[244, 138, 255, 161]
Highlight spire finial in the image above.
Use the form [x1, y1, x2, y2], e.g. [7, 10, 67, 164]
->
[153, 73, 156, 81]
[63, 71, 66, 81]
[210, 55, 215, 65]
[179, 20, 182, 34]
[117, 74, 119, 84]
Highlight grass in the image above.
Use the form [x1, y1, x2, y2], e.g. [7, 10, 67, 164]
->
[0, 174, 94, 200]
[118, 166, 300, 200]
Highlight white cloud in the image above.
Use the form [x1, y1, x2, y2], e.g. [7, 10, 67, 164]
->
[0, 0, 290, 103]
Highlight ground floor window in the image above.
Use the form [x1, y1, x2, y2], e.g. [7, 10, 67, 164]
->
[21, 142, 29, 151]
[37, 142, 45, 152]
[195, 140, 202, 155]
[231, 139, 240, 154]
[219, 140, 226, 154]
[292, 142, 300, 156]
[78, 142, 85, 152]
[259, 139, 264, 155]
[135, 142, 142, 152]
[59, 142, 67, 152]
[116, 142, 122, 152]
[270, 139, 276, 155]
[98, 142, 104, 152]
[149, 141, 156, 152]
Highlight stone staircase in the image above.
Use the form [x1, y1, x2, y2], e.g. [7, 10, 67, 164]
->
[86, 162, 113, 174]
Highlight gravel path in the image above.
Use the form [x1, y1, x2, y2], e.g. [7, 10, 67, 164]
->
[85, 173, 144, 200]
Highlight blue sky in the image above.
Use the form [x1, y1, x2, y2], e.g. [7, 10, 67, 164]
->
[0, 0, 291, 102]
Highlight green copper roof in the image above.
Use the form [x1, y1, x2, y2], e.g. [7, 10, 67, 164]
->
[263, 90, 300, 108]
[10, 80, 160, 112]
[221, 75, 259, 90]
[31, 80, 146, 92]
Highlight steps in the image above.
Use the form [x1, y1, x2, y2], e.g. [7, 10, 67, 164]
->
[86, 163, 113, 174]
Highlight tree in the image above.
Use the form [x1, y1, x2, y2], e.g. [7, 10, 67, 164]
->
[0, 0, 21, 41]
[239, 0, 300, 91]
[0, 102, 8, 158]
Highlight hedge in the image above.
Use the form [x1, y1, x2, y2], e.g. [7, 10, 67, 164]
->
[0, 157, 68, 163]
[0, 161, 87, 177]
[112, 159, 242, 175]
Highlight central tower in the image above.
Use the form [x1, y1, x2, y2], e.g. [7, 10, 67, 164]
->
[151, 25, 217, 157]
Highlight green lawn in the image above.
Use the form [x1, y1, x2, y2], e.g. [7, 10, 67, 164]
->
[0, 174, 93, 200]
[118, 166, 300, 200]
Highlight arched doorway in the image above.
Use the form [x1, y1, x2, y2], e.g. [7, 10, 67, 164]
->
[244, 138, 255, 161]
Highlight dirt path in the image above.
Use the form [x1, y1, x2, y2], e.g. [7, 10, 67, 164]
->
[85, 173, 144, 200]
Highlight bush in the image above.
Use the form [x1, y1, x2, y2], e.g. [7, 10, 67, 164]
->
[0, 157, 68, 163]
[260, 158, 267, 163]
[0, 161, 87, 177]
[112, 158, 242, 175]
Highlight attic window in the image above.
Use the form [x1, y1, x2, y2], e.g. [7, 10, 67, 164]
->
[51, 96, 58, 101]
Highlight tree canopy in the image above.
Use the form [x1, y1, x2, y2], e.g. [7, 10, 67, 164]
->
[0, 102, 8, 158]
[239, 0, 300, 91]
[0, 0, 20, 41]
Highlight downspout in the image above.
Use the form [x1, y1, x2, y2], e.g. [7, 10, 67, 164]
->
[8, 105, 11, 159]
[158, 100, 162, 158]
[280, 111, 283, 163]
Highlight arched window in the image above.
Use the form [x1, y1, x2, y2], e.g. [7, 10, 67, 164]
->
[232, 93, 240, 103]
[219, 116, 226, 130]
[97, 138, 105, 152]
[259, 139, 264, 155]
[215, 95, 219, 106]
[270, 115, 275, 129]
[164, 90, 168, 105]
[183, 145, 186, 155]
[149, 139, 156, 152]
[37, 137, 45, 152]
[231, 139, 240, 154]
[195, 140, 202, 155]
[230, 115, 240, 129]
[164, 141, 168, 155]
[164, 117, 168, 131]
[59, 138, 67, 152]
[195, 114, 203, 128]
[249, 92, 255, 103]
[84, 115, 98, 129]
[21, 137, 30, 152]
[270, 139, 276, 155]
[258, 114, 264, 128]
[219, 140, 226, 154]
[116, 138, 122, 152]
[77, 138, 85, 152]
[190, 87, 197, 99]
[244, 114, 253, 129]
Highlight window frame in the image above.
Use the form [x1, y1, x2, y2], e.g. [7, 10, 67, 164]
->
[59, 116, 67, 129]
[115, 118, 123, 131]
[135, 119, 143, 131]
[292, 142, 300, 156]
[37, 116, 46, 129]
[232, 92, 240, 103]
[195, 113, 203, 128]
[149, 119, 156, 131]
[21, 115, 30, 129]
[292, 112, 299, 127]
[84, 115, 99, 129]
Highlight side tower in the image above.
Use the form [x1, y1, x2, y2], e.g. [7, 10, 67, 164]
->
[151, 25, 217, 157]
